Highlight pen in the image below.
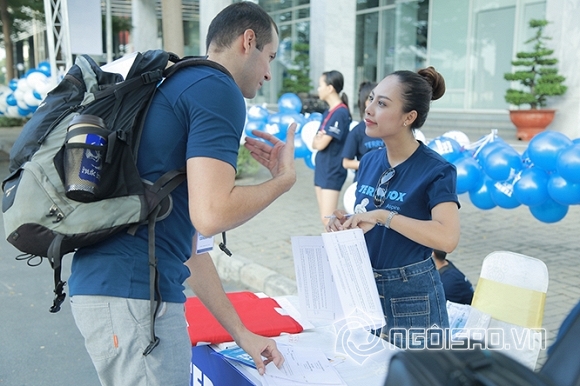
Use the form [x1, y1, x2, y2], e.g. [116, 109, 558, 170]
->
[324, 214, 353, 219]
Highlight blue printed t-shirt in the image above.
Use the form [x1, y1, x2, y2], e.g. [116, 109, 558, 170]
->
[439, 260, 474, 305]
[341, 120, 383, 181]
[314, 105, 351, 190]
[68, 65, 245, 304]
[354, 143, 459, 269]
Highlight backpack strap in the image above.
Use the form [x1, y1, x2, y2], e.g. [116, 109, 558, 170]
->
[47, 234, 67, 313]
[163, 55, 233, 80]
[143, 205, 162, 356]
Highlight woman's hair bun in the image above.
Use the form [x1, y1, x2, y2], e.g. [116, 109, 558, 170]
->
[418, 66, 445, 101]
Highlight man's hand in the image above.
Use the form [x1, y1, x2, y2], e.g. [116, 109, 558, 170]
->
[244, 123, 297, 185]
[234, 330, 284, 375]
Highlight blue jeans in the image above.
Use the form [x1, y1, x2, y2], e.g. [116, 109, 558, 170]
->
[373, 258, 449, 349]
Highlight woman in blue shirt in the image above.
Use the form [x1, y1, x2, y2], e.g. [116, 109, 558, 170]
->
[342, 81, 383, 182]
[327, 67, 460, 349]
[312, 70, 351, 226]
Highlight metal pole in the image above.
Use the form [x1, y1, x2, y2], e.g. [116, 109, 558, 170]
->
[106, 0, 113, 63]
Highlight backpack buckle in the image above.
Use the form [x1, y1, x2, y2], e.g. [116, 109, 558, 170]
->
[141, 69, 163, 84]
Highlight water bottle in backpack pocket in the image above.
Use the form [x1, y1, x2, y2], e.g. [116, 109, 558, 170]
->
[63, 115, 109, 202]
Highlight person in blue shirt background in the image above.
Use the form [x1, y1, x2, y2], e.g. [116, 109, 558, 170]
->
[432, 249, 474, 305]
[312, 70, 351, 226]
[342, 81, 383, 182]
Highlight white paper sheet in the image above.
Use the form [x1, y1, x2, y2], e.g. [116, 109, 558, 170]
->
[292, 229, 385, 330]
[291, 236, 342, 322]
[263, 344, 347, 386]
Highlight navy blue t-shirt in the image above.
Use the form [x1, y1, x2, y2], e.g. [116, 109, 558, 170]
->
[341, 120, 383, 181]
[314, 105, 351, 190]
[354, 143, 459, 269]
[68, 65, 245, 304]
[439, 260, 474, 305]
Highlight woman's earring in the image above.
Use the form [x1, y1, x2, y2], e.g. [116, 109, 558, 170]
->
[403, 122, 407, 127]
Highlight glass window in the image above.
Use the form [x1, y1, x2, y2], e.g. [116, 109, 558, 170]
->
[357, 0, 379, 11]
[471, 6, 516, 109]
[355, 12, 379, 87]
[429, 0, 469, 109]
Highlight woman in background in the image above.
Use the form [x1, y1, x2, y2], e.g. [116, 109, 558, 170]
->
[342, 81, 383, 182]
[312, 70, 351, 226]
[327, 67, 460, 348]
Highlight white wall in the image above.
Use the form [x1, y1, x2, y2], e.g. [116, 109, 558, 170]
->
[199, 0, 232, 55]
[309, 0, 357, 109]
[546, 0, 580, 139]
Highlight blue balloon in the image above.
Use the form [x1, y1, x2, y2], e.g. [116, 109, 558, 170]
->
[474, 138, 509, 165]
[268, 112, 305, 141]
[247, 105, 270, 122]
[9, 79, 18, 91]
[527, 130, 573, 171]
[244, 120, 265, 139]
[482, 145, 523, 181]
[6, 93, 17, 106]
[547, 173, 580, 206]
[469, 176, 496, 210]
[307, 112, 323, 122]
[490, 180, 520, 209]
[453, 156, 483, 194]
[304, 152, 316, 170]
[17, 106, 32, 117]
[278, 93, 303, 114]
[427, 136, 463, 163]
[513, 167, 550, 206]
[574, 138, 580, 145]
[529, 198, 568, 223]
[294, 136, 311, 159]
[556, 143, 580, 183]
[37, 61, 52, 76]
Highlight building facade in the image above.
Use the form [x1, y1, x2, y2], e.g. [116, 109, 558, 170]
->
[196, 0, 578, 139]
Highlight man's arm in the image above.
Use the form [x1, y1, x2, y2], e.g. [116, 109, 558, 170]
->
[184, 244, 284, 375]
[187, 125, 296, 237]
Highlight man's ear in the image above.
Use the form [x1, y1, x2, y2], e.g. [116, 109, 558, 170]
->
[242, 29, 256, 53]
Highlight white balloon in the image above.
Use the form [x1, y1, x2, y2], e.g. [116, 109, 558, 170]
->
[16, 95, 29, 110]
[442, 130, 470, 148]
[24, 90, 41, 107]
[6, 105, 21, 118]
[0, 99, 7, 114]
[343, 182, 357, 214]
[26, 71, 49, 89]
[35, 80, 56, 98]
[17, 78, 32, 93]
[414, 129, 426, 143]
[300, 120, 321, 152]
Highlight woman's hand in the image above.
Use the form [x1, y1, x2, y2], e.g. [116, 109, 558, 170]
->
[326, 210, 386, 233]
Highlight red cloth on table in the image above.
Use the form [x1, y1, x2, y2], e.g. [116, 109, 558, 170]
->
[185, 291, 303, 346]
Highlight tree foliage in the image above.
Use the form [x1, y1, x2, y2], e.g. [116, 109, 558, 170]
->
[504, 19, 567, 109]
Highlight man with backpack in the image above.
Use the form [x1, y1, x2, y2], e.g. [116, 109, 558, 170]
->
[67, 3, 293, 385]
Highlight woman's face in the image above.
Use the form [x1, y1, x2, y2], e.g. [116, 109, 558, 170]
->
[364, 75, 409, 138]
[317, 75, 333, 101]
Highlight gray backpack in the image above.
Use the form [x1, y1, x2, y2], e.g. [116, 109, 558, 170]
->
[1, 50, 231, 355]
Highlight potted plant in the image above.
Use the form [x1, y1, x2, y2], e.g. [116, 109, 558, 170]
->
[504, 19, 567, 141]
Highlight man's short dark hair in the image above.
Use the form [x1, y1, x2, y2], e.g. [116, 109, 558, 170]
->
[433, 249, 447, 261]
[206, 2, 278, 52]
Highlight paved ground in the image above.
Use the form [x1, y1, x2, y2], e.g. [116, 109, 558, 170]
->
[1, 124, 578, 380]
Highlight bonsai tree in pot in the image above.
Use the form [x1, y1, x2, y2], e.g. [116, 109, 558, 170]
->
[504, 19, 567, 140]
